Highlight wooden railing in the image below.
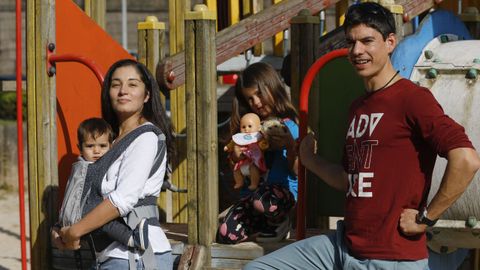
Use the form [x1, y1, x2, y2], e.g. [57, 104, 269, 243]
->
[156, 0, 341, 90]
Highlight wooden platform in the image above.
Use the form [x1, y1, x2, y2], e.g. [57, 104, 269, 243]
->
[51, 223, 327, 269]
[163, 223, 329, 269]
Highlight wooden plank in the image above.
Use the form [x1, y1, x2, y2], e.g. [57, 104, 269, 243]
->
[27, 0, 58, 269]
[185, 18, 198, 244]
[169, 0, 189, 225]
[210, 258, 251, 269]
[0, 80, 26, 91]
[157, 0, 341, 90]
[211, 242, 264, 259]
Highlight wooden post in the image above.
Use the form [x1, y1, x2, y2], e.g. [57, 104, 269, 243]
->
[84, 0, 106, 29]
[244, 0, 264, 56]
[185, 3, 218, 260]
[380, 1, 405, 41]
[137, 16, 166, 102]
[169, 0, 190, 224]
[290, 9, 326, 229]
[272, 0, 284, 56]
[335, 0, 348, 27]
[27, 0, 57, 269]
[228, 0, 240, 25]
[137, 15, 171, 219]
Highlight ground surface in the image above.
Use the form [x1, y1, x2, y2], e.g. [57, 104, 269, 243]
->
[0, 192, 30, 270]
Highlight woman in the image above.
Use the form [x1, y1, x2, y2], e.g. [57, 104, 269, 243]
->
[217, 62, 298, 244]
[59, 59, 174, 269]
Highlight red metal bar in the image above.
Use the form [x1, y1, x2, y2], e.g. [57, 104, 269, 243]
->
[296, 48, 349, 240]
[48, 52, 105, 85]
[15, 0, 27, 268]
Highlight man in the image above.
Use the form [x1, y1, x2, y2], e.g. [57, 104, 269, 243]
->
[244, 2, 480, 269]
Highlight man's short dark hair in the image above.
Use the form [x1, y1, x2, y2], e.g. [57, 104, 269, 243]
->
[77, 117, 114, 147]
[344, 2, 396, 40]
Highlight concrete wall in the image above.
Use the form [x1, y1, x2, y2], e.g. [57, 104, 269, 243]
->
[0, 122, 27, 191]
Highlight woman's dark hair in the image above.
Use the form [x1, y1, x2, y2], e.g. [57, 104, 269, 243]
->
[344, 2, 396, 40]
[101, 59, 175, 162]
[231, 62, 298, 134]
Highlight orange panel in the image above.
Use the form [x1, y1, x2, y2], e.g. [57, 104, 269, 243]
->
[56, 0, 133, 201]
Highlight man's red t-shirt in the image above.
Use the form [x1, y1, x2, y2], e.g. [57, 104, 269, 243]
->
[342, 79, 473, 260]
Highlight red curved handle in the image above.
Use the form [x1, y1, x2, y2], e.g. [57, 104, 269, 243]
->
[296, 48, 349, 240]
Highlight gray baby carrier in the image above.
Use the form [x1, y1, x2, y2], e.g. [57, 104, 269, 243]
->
[59, 124, 166, 270]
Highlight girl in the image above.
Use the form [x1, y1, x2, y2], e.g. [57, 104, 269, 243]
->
[58, 59, 174, 269]
[217, 62, 298, 244]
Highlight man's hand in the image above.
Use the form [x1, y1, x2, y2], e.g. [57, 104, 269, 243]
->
[59, 226, 81, 250]
[299, 133, 317, 165]
[399, 208, 427, 236]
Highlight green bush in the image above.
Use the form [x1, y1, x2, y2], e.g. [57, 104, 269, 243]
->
[0, 92, 26, 120]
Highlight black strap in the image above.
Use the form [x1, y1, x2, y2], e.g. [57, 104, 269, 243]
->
[82, 124, 165, 217]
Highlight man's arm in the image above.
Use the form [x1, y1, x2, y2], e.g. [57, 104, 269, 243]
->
[400, 147, 480, 235]
[299, 134, 349, 191]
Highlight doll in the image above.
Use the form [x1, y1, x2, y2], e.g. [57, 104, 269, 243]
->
[224, 113, 269, 190]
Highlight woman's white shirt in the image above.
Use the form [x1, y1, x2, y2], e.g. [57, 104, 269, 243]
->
[96, 123, 171, 262]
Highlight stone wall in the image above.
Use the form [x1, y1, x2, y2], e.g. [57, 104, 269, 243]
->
[0, 122, 27, 191]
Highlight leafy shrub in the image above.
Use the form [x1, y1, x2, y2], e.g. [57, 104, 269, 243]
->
[0, 92, 26, 120]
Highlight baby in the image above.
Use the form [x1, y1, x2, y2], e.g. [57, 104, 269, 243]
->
[225, 113, 269, 190]
[52, 118, 149, 251]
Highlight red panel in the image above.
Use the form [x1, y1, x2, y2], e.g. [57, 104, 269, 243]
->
[56, 0, 133, 202]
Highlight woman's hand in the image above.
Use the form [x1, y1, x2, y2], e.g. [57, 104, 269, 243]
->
[51, 227, 66, 250]
[59, 226, 82, 250]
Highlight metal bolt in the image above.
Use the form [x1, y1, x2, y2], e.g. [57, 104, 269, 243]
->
[466, 216, 478, 228]
[465, 69, 478, 80]
[426, 68, 438, 79]
[47, 66, 56, 76]
[473, 58, 480, 64]
[48, 43, 55, 52]
[440, 35, 449, 43]
[424, 50, 434, 59]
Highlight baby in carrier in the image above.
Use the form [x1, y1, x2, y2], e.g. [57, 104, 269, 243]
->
[51, 118, 149, 252]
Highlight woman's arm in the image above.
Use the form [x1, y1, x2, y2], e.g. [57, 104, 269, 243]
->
[60, 198, 120, 244]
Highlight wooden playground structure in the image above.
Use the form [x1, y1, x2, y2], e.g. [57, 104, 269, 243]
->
[14, 0, 480, 269]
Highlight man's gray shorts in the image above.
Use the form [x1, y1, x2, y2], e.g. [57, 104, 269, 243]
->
[244, 221, 428, 270]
